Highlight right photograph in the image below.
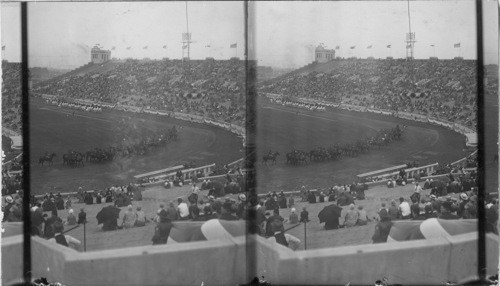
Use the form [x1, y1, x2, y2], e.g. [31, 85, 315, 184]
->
[251, 0, 499, 284]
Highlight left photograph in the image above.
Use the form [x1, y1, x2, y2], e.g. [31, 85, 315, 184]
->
[2, 2, 248, 285]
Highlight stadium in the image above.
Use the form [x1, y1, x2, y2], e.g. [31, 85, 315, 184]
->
[1, 1, 499, 286]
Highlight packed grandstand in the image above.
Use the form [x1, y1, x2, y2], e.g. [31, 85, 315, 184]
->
[1, 56, 499, 285]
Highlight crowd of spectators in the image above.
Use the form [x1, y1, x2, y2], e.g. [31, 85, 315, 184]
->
[2, 61, 22, 132]
[260, 59, 498, 130]
[34, 59, 247, 126]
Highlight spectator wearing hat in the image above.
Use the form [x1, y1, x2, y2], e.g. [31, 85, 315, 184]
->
[237, 194, 247, 220]
[457, 193, 469, 218]
[135, 206, 147, 227]
[300, 207, 310, 223]
[66, 209, 77, 226]
[288, 208, 299, 224]
[64, 197, 72, 210]
[372, 209, 392, 243]
[463, 195, 477, 219]
[267, 220, 301, 250]
[152, 209, 173, 245]
[177, 198, 190, 221]
[122, 205, 136, 229]
[344, 204, 359, 227]
[220, 199, 239, 221]
[48, 221, 81, 251]
[31, 207, 45, 237]
[44, 211, 63, 239]
[430, 195, 441, 214]
[439, 201, 459, 220]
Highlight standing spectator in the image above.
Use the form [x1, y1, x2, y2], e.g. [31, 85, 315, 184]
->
[372, 210, 392, 243]
[398, 197, 411, 220]
[288, 195, 295, 208]
[64, 197, 72, 210]
[413, 182, 422, 203]
[486, 199, 498, 234]
[44, 212, 63, 239]
[77, 208, 87, 224]
[152, 210, 173, 245]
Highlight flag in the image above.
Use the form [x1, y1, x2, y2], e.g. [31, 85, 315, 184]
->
[111, 46, 115, 50]
[367, 45, 372, 49]
[143, 46, 148, 49]
[182, 44, 188, 50]
[386, 45, 391, 48]
[1, 45, 5, 51]
[335, 46, 340, 49]
[230, 43, 237, 48]
[163, 45, 167, 49]
[350, 46, 355, 49]
[430, 44, 435, 47]
[454, 43, 461, 48]
[406, 44, 412, 48]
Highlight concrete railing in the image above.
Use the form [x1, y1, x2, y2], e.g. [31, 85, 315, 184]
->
[3, 232, 498, 285]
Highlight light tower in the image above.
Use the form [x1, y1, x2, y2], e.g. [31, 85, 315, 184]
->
[181, 1, 194, 60]
[405, 0, 416, 60]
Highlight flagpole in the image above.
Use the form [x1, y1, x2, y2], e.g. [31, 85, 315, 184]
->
[185, 1, 190, 59]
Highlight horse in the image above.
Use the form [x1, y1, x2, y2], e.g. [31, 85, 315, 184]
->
[263, 152, 280, 165]
[38, 153, 56, 166]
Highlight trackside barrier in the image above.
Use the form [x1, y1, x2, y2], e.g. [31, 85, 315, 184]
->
[133, 165, 184, 180]
[3, 232, 497, 285]
[357, 164, 407, 180]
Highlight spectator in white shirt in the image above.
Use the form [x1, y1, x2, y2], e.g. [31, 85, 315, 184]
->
[398, 197, 411, 219]
[177, 198, 190, 220]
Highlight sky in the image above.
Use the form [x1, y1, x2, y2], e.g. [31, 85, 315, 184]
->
[1, 1, 245, 69]
[0, 1, 498, 69]
[252, 0, 498, 68]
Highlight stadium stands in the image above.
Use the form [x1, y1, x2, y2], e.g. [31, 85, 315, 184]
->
[33, 59, 247, 126]
[260, 59, 497, 130]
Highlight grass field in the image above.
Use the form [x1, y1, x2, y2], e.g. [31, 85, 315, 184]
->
[255, 96, 495, 192]
[29, 98, 243, 195]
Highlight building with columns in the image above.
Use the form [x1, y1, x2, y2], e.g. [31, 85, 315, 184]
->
[90, 46, 111, 64]
[315, 45, 335, 63]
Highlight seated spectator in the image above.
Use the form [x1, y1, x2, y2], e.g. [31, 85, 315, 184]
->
[135, 206, 147, 227]
[439, 201, 460, 220]
[387, 200, 399, 220]
[344, 204, 359, 227]
[398, 197, 411, 220]
[66, 209, 77, 226]
[267, 220, 301, 250]
[288, 208, 299, 224]
[219, 200, 239, 221]
[356, 205, 369, 226]
[122, 205, 136, 229]
[48, 221, 81, 251]
[177, 198, 190, 221]
[300, 207, 310, 223]
[166, 201, 178, 221]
